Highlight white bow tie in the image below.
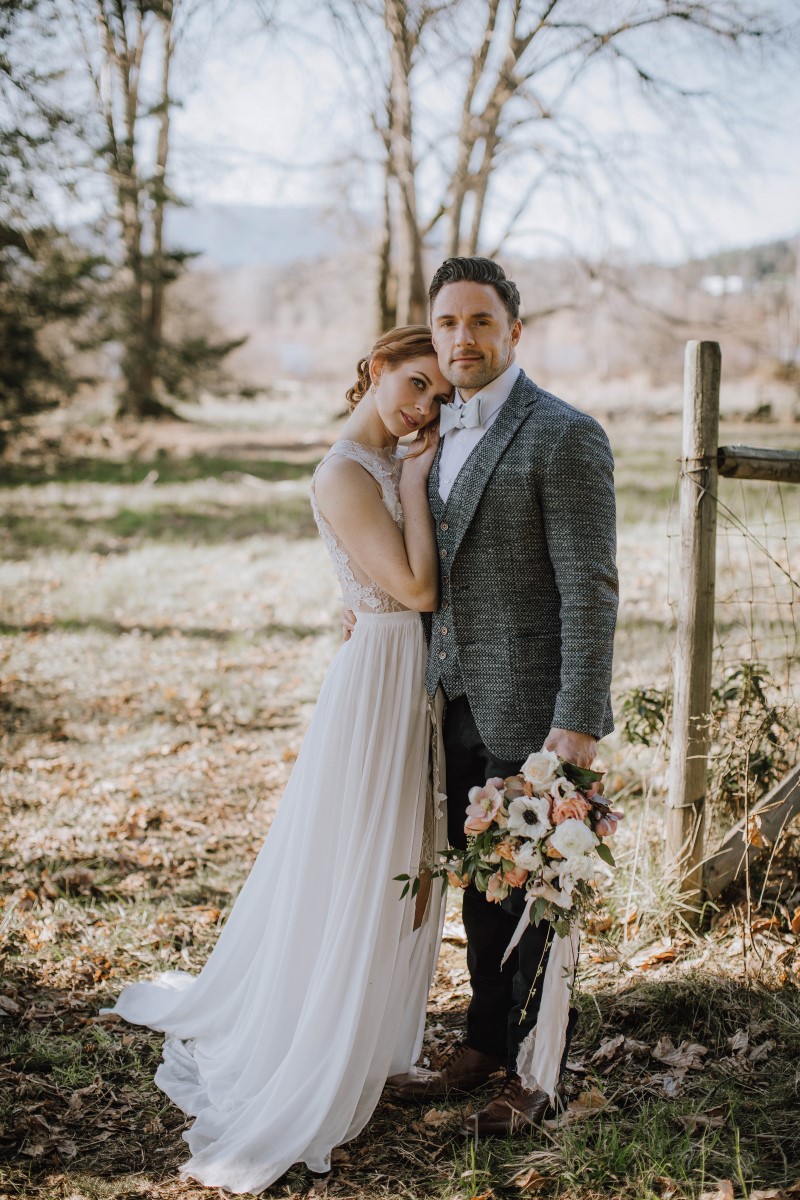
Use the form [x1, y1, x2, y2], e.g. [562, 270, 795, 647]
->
[439, 394, 485, 434]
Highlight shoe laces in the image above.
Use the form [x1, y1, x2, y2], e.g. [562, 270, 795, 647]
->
[444, 1041, 474, 1069]
[495, 1073, 533, 1106]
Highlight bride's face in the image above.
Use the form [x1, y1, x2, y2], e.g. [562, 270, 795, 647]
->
[372, 353, 453, 438]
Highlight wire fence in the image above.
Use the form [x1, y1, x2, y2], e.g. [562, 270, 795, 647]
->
[666, 476, 800, 835]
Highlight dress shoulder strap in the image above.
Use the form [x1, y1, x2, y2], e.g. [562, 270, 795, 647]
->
[318, 439, 396, 485]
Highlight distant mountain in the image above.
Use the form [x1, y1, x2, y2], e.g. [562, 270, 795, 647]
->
[164, 203, 370, 269]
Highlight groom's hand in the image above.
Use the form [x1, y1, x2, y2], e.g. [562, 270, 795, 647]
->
[544, 727, 597, 768]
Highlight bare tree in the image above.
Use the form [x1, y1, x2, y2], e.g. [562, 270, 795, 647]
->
[69, 0, 181, 417]
[321, 0, 790, 326]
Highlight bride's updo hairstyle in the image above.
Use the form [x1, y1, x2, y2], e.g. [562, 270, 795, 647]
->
[345, 325, 436, 412]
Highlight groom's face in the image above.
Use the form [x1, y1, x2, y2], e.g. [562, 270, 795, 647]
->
[430, 281, 522, 398]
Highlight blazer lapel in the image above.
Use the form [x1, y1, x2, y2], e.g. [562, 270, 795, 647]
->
[428, 440, 445, 521]
[444, 371, 538, 560]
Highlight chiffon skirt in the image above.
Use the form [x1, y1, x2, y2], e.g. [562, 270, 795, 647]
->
[108, 610, 445, 1194]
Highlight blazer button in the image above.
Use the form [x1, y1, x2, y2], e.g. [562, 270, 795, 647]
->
[440, 520, 449, 531]
[438, 650, 446, 661]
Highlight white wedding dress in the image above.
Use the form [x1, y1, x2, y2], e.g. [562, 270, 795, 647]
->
[108, 440, 446, 1194]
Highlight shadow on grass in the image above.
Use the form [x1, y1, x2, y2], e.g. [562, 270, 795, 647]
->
[1, 497, 318, 557]
[0, 617, 325, 641]
[2, 950, 798, 1198]
[0, 453, 322, 489]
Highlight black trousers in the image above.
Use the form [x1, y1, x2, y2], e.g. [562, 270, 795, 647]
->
[443, 693, 577, 1076]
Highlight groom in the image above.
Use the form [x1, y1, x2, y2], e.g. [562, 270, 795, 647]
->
[397, 257, 618, 1135]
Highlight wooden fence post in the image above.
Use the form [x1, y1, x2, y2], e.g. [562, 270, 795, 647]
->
[666, 341, 722, 910]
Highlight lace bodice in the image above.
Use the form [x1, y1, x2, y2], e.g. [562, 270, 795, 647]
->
[311, 440, 408, 614]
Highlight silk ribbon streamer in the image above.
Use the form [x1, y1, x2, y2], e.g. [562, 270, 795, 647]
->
[514, 923, 579, 1101]
[500, 905, 579, 1102]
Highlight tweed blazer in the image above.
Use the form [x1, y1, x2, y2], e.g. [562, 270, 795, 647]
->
[425, 369, 618, 761]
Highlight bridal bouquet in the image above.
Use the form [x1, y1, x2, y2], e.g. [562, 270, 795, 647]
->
[441, 749, 622, 937]
[397, 750, 622, 1100]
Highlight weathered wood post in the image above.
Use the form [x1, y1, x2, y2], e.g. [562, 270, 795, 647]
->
[667, 341, 722, 911]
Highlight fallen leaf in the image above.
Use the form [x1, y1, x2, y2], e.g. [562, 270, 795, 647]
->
[699, 1183, 734, 1200]
[748, 1040, 775, 1063]
[749, 1190, 783, 1199]
[791, 907, 800, 935]
[746, 815, 768, 848]
[657, 1176, 690, 1195]
[591, 1034, 625, 1063]
[510, 1166, 549, 1192]
[629, 938, 676, 970]
[587, 914, 613, 934]
[727, 1028, 749, 1054]
[421, 1107, 453, 1127]
[548, 1085, 612, 1126]
[656, 1177, 685, 1200]
[652, 1037, 708, 1071]
[750, 916, 780, 933]
[623, 1037, 651, 1055]
[678, 1105, 726, 1134]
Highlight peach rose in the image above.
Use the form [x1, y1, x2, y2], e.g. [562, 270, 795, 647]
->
[502, 864, 529, 889]
[551, 793, 592, 824]
[486, 871, 510, 903]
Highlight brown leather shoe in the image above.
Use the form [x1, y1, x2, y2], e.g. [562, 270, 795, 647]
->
[461, 1073, 565, 1136]
[391, 1043, 505, 1101]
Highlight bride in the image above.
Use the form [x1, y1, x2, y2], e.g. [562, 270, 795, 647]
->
[106, 325, 454, 1194]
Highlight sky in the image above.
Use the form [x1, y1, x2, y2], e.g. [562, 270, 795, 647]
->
[57, 0, 800, 264]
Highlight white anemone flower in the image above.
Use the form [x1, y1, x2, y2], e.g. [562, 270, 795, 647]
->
[506, 795, 552, 841]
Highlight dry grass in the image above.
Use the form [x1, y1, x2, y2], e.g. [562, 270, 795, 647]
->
[1, 409, 799, 1200]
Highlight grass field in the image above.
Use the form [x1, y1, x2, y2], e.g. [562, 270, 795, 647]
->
[1, 404, 799, 1200]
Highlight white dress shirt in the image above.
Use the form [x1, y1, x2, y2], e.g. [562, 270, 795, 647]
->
[438, 362, 521, 502]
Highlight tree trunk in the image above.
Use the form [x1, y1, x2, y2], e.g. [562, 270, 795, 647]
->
[377, 149, 397, 331]
[385, 0, 426, 325]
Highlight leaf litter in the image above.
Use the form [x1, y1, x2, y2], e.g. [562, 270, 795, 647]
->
[2, 432, 800, 1199]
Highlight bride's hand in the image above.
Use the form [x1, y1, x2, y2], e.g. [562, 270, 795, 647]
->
[400, 425, 440, 485]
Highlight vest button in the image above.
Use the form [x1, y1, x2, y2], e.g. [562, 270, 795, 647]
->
[438, 650, 447, 661]
[440, 548, 448, 558]
[440, 626, 448, 635]
[440, 520, 449, 531]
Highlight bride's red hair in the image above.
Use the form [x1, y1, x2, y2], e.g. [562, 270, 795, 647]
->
[345, 325, 436, 412]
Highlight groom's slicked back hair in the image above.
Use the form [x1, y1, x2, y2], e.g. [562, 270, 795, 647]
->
[429, 257, 521, 323]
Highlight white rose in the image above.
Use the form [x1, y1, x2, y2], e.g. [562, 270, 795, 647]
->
[549, 818, 598, 859]
[520, 749, 560, 791]
[506, 795, 552, 841]
[513, 841, 543, 872]
[556, 854, 599, 894]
